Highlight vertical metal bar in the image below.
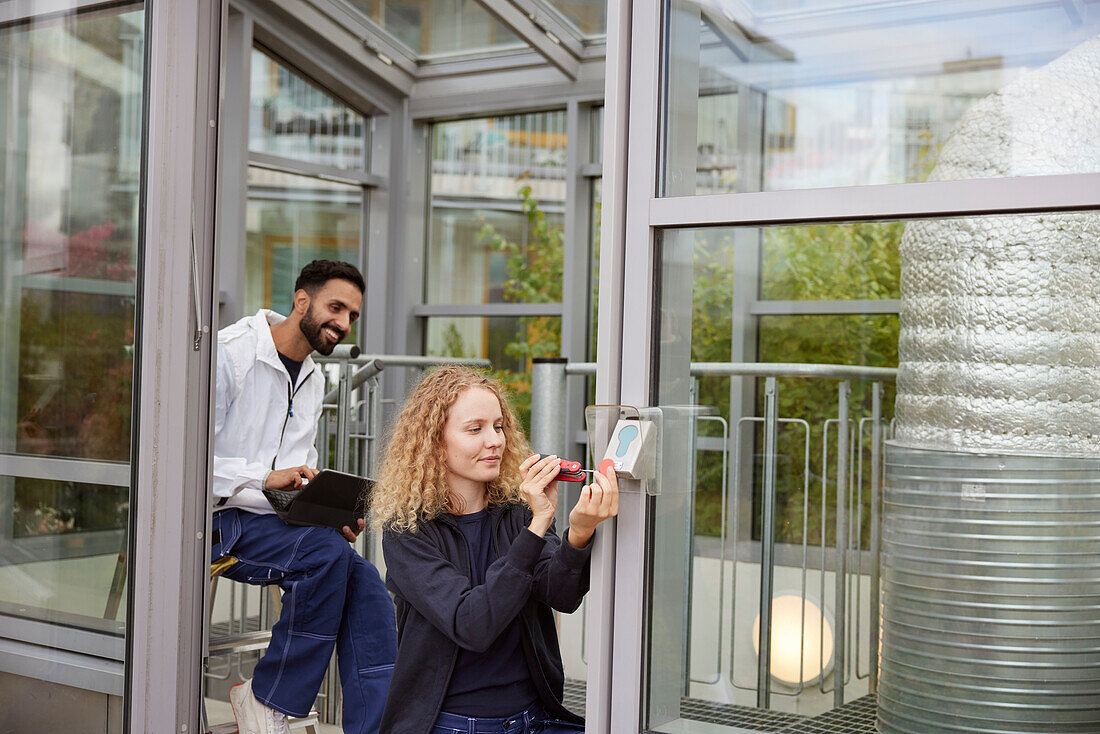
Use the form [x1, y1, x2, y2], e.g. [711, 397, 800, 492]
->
[335, 359, 351, 473]
[530, 358, 568, 457]
[819, 418, 830, 695]
[869, 381, 883, 693]
[854, 417, 865, 681]
[728, 417, 746, 687]
[757, 377, 779, 708]
[531, 358, 569, 531]
[325, 358, 354, 721]
[797, 418, 811, 695]
[834, 380, 850, 708]
[369, 376, 383, 477]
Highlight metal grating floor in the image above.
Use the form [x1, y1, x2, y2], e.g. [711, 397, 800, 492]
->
[778, 695, 877, 734]
[561, 681, 878, 734]
[680, 698, 804, 731]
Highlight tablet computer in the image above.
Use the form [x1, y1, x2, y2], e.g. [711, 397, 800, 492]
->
[262, 470, 369, 530]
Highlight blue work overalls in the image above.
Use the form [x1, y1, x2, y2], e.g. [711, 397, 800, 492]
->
[213, 508, 397, 734]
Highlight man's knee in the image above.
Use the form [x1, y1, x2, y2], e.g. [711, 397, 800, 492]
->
[296, 528, 356, 570]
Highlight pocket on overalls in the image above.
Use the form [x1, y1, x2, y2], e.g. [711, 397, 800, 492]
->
[211, 509, 242, 560]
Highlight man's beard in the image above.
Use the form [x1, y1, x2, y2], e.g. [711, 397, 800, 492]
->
[299, 306, 344, 355]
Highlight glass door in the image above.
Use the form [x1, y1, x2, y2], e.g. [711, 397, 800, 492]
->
[600, 0, 1100, 732]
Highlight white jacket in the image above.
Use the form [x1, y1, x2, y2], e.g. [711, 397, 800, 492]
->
[213, 309, 324, 514]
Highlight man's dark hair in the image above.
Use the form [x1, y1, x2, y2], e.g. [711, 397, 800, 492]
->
[294, 260, 365, 295]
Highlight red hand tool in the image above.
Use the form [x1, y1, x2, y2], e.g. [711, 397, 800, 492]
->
[531, 453, 592, 482]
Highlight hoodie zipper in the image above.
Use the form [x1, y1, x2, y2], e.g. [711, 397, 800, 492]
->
[271, 366, 315, 469]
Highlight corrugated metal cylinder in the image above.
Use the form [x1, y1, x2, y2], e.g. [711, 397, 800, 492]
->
[880, 445, 1100, 733]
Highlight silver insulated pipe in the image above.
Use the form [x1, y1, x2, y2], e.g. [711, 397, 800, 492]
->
[882, 36, 1100, 733]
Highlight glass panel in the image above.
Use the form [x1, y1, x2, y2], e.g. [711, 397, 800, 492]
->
[428, 112, 567, 305]
[0, 4, 144, 628]
[546, 0, 606, 37]
[13, 478, 128, 540]
[661, 2, 1100, 195]
[648, 211, 1100, 730]
[249, 47, 367, 170]
[760, 222, 902, 301]
[425, 315, 561, 426]
[245, 166, 363, 327]
[344, 0, 523, 56]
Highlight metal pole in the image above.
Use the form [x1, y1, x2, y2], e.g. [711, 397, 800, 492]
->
[334, 360, 351, 473]
[562, 361, 897, 381]
[323, 358, 384, 404]
[367, 377, 383, 478]
[757, 377, 779, 708]
[325, 343, 349, 727]
[531, 358, 568, 457]
[532, 357, 570, 532]
[869, 381, 882, 693]
[834, 380, 850, 708]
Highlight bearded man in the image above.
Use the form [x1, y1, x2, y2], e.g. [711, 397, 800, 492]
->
[211, 260, 396, 734]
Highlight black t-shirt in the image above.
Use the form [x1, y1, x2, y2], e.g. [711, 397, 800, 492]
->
[278, 351, 303, 387]
[441, 509, 539, 716]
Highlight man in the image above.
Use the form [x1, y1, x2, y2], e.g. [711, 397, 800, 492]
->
[211, 260, 397, 734]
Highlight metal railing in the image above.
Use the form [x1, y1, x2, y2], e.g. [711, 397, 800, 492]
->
[531, 359, 896, 710]
[313, 347, 490, 479]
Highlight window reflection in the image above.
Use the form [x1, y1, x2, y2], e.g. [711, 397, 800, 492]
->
[245, 167, 362, 329]
[428, 112, 568, 306]
[546, 0, 607, 36]
[663, 1, 1100, 194]
[4, 11, 142, 465]
[344, 0, 523, 55]
[249, 48, 367, 170]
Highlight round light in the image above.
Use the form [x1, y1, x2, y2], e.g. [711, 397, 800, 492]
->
[752, 593, 834, 686]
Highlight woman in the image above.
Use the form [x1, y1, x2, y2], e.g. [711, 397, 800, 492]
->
[371, 366, 618, 734]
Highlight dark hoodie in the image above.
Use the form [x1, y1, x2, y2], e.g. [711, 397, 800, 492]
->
[380, 502, 590, 733]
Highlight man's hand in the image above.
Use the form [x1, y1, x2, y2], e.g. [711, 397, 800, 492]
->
[341, 518, 366, 543]
[264, 465, 318, 491]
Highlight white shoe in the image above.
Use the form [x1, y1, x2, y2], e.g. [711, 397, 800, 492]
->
[229, 679, 291, 734]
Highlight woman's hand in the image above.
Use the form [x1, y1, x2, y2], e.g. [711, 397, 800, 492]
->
[566, 464, 619, 548]
[520, 453, 561, 537]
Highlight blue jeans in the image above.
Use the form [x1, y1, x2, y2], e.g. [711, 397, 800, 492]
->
[212, 509, 397, 734]
[430, 702, 584, 734]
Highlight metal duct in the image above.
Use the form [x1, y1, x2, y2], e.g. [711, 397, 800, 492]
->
[880, 447, 1100, 733]
[895, 36, 1100, 457]
[882, 37, 1100, 733]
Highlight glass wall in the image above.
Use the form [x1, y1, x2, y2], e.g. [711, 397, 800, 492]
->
[245, 48, 368, 325]
[647, 209, 1100, 730]
[425, 111, 570, 421]
[622, 1, 1100, 731]
[0, 4, 145, 629]
[660, 2, 1100, 196]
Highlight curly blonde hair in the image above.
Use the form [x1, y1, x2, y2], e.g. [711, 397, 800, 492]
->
[371, 366, 529, 532]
